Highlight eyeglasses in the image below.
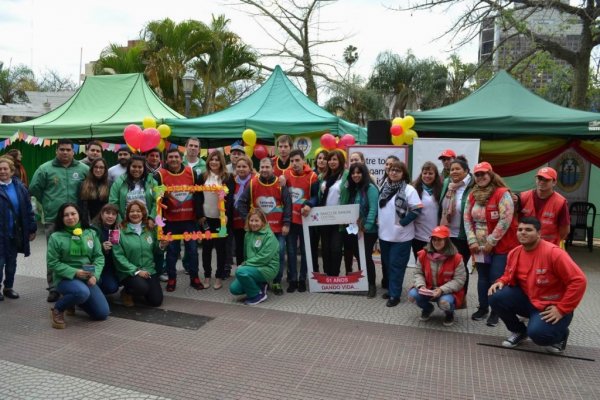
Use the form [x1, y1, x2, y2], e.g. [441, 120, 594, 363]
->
[389, 168, 402, 173]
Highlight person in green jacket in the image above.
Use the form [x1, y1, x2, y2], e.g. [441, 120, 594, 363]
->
[30, 139, 89, 302]
[108, 155, 158, 224]
[112, 200, 167, 307]
[47, 203, 108, 329]
[229, 209, 280, 305]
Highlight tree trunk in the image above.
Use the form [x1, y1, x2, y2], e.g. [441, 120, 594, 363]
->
[571, 54, 590, 110]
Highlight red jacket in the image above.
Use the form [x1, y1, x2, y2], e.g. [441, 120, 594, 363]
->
[417, 250, 466, 309]
[520, 190, 567, 245]
[284, 165, 317, 225]
[498, 240, 587, 315]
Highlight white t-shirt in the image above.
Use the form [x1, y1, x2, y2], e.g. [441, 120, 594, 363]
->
[126, 182, 146, 206]
[414, 189, 439, 242]
[377, 184, 421, 243]
[108, 164, 127, 185]
[325, 178, 342, 206]
[448, 175, 471, 237]
[203, 173, 221, 218]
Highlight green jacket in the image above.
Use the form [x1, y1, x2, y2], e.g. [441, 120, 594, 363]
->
[243, 226, 280, 281]
[183, 157, 206, 176]
[108, 174, 158, 220]
[29, 158, 89, 222]
[112, 225, 163, 281]
[345, 182, 379, 233]
[47, 228, 104, 287]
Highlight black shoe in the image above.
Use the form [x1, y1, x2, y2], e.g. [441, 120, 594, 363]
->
[2, 288, 19, 299]
[381, 292, 390, 300]
[0, 292, 3, 301]
[47, 290, 60, 303]
[420, 304, 434, 321]
[502, 331, 528, 348]
[367, 285, 377, 298]
[443, 312, 455, 327]
[486, 312, 499, 327]
[471, 307, 489, 321]
[297, 281, 307, 293]
[546, 330, 569, 354]
[272, 283, 284, 295]
[286, 281, 298, 293]
[386, 297, 400, 307]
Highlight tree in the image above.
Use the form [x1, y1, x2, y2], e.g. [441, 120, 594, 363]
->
[399, 1, 600, 109]
[231, 0, 344, 103]
[0, 62, 36, 104]
[445, 54, 477, 105]
[325, 74, 385, 126]
[37, 70, 77, 92]
[94, 42, 146, 75]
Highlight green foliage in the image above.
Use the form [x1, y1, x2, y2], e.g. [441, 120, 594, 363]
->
[0, 62, 36, 104]
[325, 74, 385, 126]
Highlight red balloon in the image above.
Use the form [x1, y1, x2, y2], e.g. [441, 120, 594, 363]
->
[123, 124, 143, 151]
[139, 128, 161, 152]
[339, 134, 356, 147]
[320, 133, 337, 150]
[390, 125, 404, 136]
[254, 144, 269, 160]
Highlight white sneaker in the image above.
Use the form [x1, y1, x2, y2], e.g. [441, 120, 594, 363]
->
[160, 273, 168, 282]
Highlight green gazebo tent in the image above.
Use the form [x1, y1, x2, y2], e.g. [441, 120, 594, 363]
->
[0, 73, 184, 139]
[167, 65, 367, 143]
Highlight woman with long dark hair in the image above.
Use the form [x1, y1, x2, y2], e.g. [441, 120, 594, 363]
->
[80, 158, 110, 223]
[411, 161, 442, 258]
[90, 203, 120, 296]
[232, 156, 255, 267]
[342, 163, 379, 297]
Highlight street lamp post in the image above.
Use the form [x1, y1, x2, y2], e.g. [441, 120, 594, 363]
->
[182, 72, 195, 117]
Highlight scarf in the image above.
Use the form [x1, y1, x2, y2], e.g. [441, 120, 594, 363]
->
[128, 222, 143, 235]
[472, 184, 495, 206]
[422, 183, 433, 196]
[234, 174, 252, 206]
[441, 180, 466, 226]
[379, 180, 408, 224]
[427, 252, 448, 263]
[65, 223, 86, 256]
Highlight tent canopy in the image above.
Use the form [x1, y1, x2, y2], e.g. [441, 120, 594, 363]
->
[413, 70, 600, 139]
[168, 65, 367, 143]
[0, 73, 184, 139]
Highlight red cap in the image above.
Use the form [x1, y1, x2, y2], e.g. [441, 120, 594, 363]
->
[431, 225, 450, 239]
[438, 149, 456, 159]
[474, 162, 493, 173]
[536, 167, 557, 181]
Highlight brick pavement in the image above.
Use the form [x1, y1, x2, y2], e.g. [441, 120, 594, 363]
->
[0, 237, 598, 399]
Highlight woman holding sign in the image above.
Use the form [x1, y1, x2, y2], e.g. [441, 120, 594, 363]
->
[377, 160, 422, 307]
[47, 203, 108, 329]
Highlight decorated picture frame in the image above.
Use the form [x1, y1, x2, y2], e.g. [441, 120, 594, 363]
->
[153, 184, 229, 241]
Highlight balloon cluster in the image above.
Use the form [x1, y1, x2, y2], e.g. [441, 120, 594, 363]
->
[123, 117, 172, 153]
[242, 129, 269, 159]
[390, 115, 418, 145]
[314, 132, 356, 158]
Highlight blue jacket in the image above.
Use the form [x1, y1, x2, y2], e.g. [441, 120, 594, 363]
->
[0, 177, 37, 257]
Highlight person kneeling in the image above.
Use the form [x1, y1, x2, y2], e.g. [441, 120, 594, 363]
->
[408, 226, 466, 327]
[230, 209, 280, 305]
[48, 203, 109, 329]
[488, 217, 587, 353]
[112, 201, 167, 307]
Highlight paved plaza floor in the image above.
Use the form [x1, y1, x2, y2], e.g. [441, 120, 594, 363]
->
[0, 234, 599, 399]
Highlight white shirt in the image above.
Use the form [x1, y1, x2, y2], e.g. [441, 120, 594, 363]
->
[378, 184, 421, 242]
[325, 178, 342, 206]
[203, 173, 221, 218]
[108, 164, 127, 185]
[448, 175, 472, 237]
[126, 182, 146, 206]
[414, 189, 439, 242]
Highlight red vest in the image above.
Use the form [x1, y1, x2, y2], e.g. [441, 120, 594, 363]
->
[233, 173, 255, 230]
[272, 156, 290, 177]
[158, 166, 196, 222]
[284, 167, 317, 225]
[468, 187, 519, 255]
[520, 190, 566, 245]
[417, 250, 465, 309]
[250, 176, 284, 233]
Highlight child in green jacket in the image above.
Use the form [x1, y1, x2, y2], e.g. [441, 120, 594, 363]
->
[229, 209, 280, 305]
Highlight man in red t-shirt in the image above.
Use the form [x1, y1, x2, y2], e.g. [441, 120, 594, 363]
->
[488, 217, 587, 353]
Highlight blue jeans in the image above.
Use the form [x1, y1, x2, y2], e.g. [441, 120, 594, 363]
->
[379, 239, 412, 299]
[489, 285, 573, 346]
[408, 287, 456, 312]
[0, 243, 18, 289]
[97, 265, 119, 295]
[273, 233, 287, 284]
[286, 224, 307, 282]
[165, 221, 199, 279]
[230, 266, 267, 298]
[56, 279, 110, 320]
[476, 253, 508, 310]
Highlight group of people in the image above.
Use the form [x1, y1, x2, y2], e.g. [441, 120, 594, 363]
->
[0, 138, 587, 354]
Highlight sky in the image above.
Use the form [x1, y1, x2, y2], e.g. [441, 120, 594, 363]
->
[0, 0, 479, 90]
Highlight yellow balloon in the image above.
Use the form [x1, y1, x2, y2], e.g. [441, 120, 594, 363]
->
[157, 139, 166, 152]
[400, 115, 415, 130]
[391, 135, 405, 146]
[242, 129, 257, 146]
[157, 124, 171, 138]
[143, 116, 157, 129]
[244, 145, 254, 157]
[391, 117, 403, 126]
[404, 129, 418, 145]
[313, 146, 325, 156]
[127, 144, 138, 153]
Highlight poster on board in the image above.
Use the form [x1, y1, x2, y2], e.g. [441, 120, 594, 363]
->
[302, 204, 368, 293]
[411, 138, 480, 180]
[347, 145, 409, 186]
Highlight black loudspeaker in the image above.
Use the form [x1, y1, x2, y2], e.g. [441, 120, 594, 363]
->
[367, 120, 391, 145]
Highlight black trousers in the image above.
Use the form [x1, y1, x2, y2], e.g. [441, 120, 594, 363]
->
[122, 274, 163, 307]
[320, 225, 343, 276]
[451, 237, 471, 295]
[202, 217, 227, 279]
[233, 228, 246, 267]
[345, 232, 378, 285]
